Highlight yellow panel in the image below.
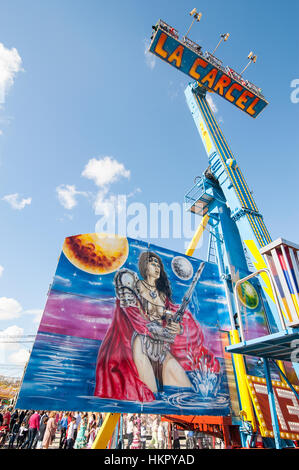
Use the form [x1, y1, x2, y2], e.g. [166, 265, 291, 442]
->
[92, 413, 121, 449]
[229, 330, 256, 430]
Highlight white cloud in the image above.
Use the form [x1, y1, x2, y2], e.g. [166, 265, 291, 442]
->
[8, 348, 30, 364]
[144, 39, 156, 70]
[82, 156, 131, 217]
[0, 298, 43, 326]
[206, 94, 218, 113]
[0, 297, 22, 320]
[2, 193, 32, 210]
[0, 325, 24, 360]
[56, 184, 87, 210]
[0, 326, 31, 375]
[82, 156, 130, 188]
[0, 265, 3, 277]
[0, 42, 22, 104]
[0, 325, 24, 338]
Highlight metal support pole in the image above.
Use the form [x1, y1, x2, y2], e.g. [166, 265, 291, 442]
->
[185, 214, 209, 256]
[270, 359, 299, 402]
[118, 414, 123, 449]
[184, 18, 195, 38]
[263, 358, 282, 449]
[212, 224, 235, 330]
[91, 413, 121, 449]
[212, 37, 223, 55]
[222, 424, 231, 449]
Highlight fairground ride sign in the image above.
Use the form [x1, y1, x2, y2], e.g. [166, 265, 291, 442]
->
[247, 375, 299, 440]
[149, 22, 268, 119]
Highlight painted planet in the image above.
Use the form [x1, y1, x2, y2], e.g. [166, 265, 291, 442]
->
[171, 256, 194, 280]
[62, 233, 129, 274]
[237, 281, 259, 309]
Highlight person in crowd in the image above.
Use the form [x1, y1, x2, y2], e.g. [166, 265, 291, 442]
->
[8, 417, 22, 448]
[21, 410, 40, 449]
[74, 413, 88, 449]
[135, 414, 141, 432]
[61, 412, 73, 449]
[58, 412, 69, 449]
[86, 422, 97, 449]
[36, 416, 48, 449]
[42, 411, 57, 449]
[130, 421, 141, 449]
[16, 421, 28, 448]
[97, 413, 103, 429]
[40, 410, 48, 421]
[186, 429, 197, 449]
[149, 417, 158, 449]
[66, 416, 77, 449]
[18, 410, 26, 424]
[74, 412, 81, 441]
[140, 419, 147, 449]
[126, 414, 134, 449]
[172, 424, 180, 449]
[23, 410, 33, 428]
[9, 409, 19, 432]
[2, 407, 11, 429]
[88, 413, 96, 431]
[157, 420, 166, 449]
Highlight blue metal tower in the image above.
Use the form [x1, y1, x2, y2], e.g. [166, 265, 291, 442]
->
[149, 18, 299, 449]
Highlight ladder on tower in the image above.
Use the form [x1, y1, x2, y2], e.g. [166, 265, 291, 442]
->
[207, 231, 218, 264]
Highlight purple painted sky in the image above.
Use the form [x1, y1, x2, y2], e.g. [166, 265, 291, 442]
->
[38, 291, 114, 341]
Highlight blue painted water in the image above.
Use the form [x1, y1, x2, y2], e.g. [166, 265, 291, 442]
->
[17, 332, 230, 415]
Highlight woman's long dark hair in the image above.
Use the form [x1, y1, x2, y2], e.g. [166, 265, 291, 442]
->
[138, 251, 172, 301]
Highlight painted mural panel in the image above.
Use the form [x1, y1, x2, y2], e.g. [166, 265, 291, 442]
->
[236, 272, 280, 379]
[17, 234, 231, 415]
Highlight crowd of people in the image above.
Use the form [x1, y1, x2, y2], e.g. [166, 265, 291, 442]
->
[0, 402, 223, 450]
[0, 404, 104, 450]
[124, 414, 170, 449]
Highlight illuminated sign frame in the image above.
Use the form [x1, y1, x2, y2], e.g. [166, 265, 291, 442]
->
[247, 375, 299, 440]
[149, 25, 268, 119]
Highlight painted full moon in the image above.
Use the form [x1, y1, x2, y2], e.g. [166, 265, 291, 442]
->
[171, 256, 194, 280]
[62, 233, 129, 275]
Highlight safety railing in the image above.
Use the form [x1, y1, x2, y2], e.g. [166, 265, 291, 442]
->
[260, 238, 299, 327]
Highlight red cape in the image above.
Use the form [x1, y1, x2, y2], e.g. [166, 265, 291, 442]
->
[94, 298, 219, 402]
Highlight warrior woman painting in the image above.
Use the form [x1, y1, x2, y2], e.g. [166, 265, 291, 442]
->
[94, 251, 220, 402]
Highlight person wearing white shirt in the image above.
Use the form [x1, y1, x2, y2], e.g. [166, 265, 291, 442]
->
[66, 417, 76, 449]
[126, 415, 134, 449]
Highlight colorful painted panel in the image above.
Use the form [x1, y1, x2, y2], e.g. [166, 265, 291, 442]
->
[236, 273, 280, 379]
[17, 234, 230, 415]
[247, 375, 299, 440]
[149, 25, 268, 118]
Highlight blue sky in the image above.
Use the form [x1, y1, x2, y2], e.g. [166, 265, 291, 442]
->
[0, 0, 298, 376]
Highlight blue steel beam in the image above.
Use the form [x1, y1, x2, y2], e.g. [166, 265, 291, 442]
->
[185, 84, 271, 249]
[263, 358, 283, 449]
